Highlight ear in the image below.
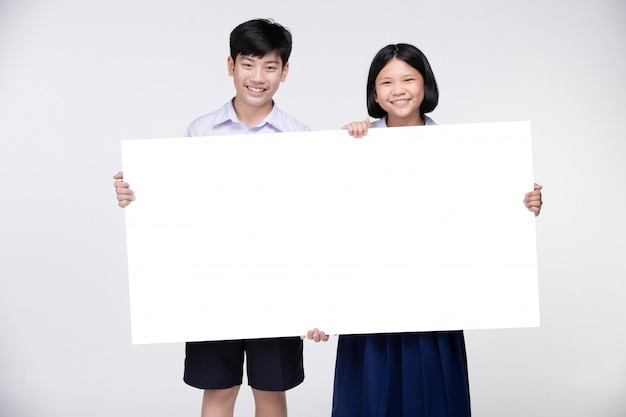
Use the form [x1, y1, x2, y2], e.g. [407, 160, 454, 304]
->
[373, 89, 379, 103]
[280, 62, 290, 82]
[227, 56, 235, 76]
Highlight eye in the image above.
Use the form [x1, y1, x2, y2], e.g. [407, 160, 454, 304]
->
[266, 66, 277, 71]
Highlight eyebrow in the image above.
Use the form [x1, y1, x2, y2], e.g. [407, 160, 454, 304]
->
[378, 74, 416, 81]
[240, 56, 281, 65]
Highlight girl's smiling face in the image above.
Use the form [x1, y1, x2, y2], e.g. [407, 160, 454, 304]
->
[374, 57, 425, 127]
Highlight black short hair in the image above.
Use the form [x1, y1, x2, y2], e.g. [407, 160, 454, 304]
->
[366, 43, 439, 119]
[229, 19, 292, 68]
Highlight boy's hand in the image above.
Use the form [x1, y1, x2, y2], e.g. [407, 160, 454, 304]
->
[342, 118, 371, 138]
[301, 328, 329, 342]
[113, 171, 135, 208]
[524, 183, 543, 216]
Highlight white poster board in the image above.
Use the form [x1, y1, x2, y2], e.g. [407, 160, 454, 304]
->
[121, 121, 538, 344]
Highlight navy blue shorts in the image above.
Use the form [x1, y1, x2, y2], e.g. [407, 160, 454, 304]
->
[183, 337, 304, 391]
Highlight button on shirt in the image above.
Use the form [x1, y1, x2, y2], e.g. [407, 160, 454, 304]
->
[184, 100, 311, 137]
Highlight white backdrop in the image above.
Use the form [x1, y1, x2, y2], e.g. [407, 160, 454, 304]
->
[1, 1, 625, 416]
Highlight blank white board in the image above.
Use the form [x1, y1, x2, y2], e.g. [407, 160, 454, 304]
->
[121, 121, 538, 344]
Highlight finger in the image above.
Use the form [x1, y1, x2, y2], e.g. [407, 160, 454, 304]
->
[114, 180, 129, 189]
[524, 199, 542, 216]
[525, 198, 541, 206]
[116, 187, 134, 196]
[524, 198, 542, 209]
[118, 199, 131, 208]
[524, 190, 542, 200]
[306, 328, 326, 342]
[353, 124, 367, 138]
[359, 120, 372, 137]
[117, 194, 135, 205]
[525, 200, 542, 211]
[524, 193, 542, 203]
[113, 171, 123, 180]
[344, 125, 358, 138]
[343, 122, 368, 138]
[117, 196, 135, 205]
[311, 329, 320, 342]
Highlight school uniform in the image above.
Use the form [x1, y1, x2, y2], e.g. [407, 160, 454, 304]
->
[183, 99, 310, 391]
[184, 99, 310, 136]
[331, 115, 472, 417]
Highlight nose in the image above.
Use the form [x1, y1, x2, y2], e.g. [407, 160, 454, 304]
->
[392, 82, 405, 95]
[250, 67, 265, 83]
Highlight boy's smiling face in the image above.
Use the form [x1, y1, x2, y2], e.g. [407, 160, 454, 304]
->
[228, 51, 289, 112]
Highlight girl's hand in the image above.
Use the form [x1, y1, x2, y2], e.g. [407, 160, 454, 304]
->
[113, 171, 135, 208]
[342, 118, 372, 138]
[524, 183, 543, 216]
[301, 328, 329, 342]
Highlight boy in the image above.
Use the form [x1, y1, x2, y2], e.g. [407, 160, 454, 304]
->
[113, 19, 309, 417]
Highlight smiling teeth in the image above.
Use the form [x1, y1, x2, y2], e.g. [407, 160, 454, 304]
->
[249, 87, 264, 92]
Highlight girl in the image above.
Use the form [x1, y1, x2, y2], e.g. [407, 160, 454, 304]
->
[307, 43, 543, 417]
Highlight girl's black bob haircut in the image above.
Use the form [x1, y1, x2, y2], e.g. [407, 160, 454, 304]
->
[366, 43, 439, 119]
[229, 18, 292, 68]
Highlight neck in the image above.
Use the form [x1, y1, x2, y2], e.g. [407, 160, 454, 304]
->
[386, 113, 425, 127]
[232, 97, 274, 128]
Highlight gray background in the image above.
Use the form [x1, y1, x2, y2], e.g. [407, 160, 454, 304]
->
[1, 0, 625, 416]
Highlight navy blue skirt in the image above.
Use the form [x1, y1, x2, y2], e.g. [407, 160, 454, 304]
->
[332, 331, 471, 417]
